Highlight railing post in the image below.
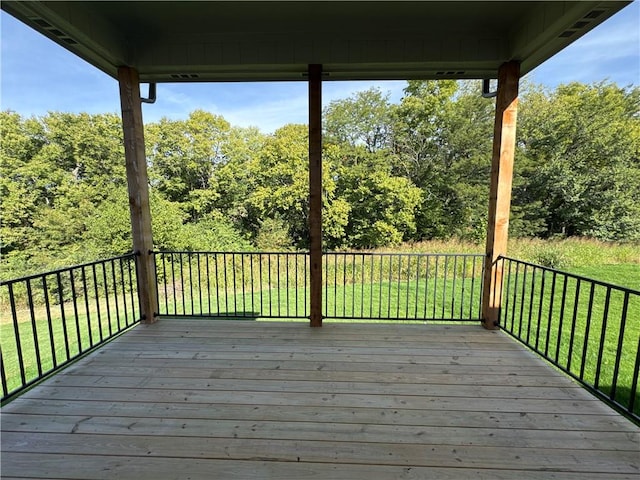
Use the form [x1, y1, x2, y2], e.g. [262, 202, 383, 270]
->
[308, 64, 323, 327]
[482, 61, 520, 330]
[117, 66, 158, 324]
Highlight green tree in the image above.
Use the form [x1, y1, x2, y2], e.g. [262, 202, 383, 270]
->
[514, 82, 640, 240]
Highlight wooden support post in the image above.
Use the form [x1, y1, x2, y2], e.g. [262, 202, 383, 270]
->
[117, 66, 158, 324]
[308, 64, 323, 327]
[482, 61, 520, 330]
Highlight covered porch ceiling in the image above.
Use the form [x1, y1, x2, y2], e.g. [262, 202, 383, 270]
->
[1, 1, 631, 83]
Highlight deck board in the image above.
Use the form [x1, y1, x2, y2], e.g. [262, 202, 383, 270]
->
[2, 320, 638, 479]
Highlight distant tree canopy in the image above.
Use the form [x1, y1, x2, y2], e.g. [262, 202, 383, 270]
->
[1, 80, 639, 276]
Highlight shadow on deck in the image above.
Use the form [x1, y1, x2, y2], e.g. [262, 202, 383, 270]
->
[1, 320, 638, 479]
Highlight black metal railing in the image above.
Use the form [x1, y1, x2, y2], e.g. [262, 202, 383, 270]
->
[498, 256, 640, 423]
[323, 252, 484, 321]
[0, 254, 139, 402]
[154, 251, 484, 322]
[155, 251, 310, 319]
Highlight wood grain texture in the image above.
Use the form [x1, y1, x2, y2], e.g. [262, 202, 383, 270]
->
[482, 60, 521, 329]
[308, 64, 323, 327]
[117, 66, 157, 323]
[2, 320, 638, 479]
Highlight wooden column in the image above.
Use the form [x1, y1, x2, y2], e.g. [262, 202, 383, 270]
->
[482, 61, 520, 330]
[308, 64, 323, 327]
[117, 66, 158, 324]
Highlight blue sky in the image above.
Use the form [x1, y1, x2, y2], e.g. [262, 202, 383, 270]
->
[1, 2, 638, 133]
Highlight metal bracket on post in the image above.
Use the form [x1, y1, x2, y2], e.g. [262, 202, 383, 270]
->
[141, 83, 157, 104]
[482, 79, 498, 98]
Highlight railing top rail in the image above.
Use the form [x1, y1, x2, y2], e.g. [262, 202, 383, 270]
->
[0, 252, 138, 287]
[154, 250, 309, 256]
[154, 250, 485, 258]
[324, 251, 484, 258]
[499, 255, 640, 296]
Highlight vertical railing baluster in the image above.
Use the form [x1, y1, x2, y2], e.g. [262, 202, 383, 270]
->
[91, 265, 104, 342]
[251, 254, 256, 317]
[534, 270, 546, 351]
[259, 253, 264, 316]
[352, 253, 357, 318]
[478, 256, 486, 320]
[424, 255, 431, 319]
[628, 335, 640, 415]
[369, 255, 375, 319]
[119, 260, 129, 327]
[110, 260, 121, 333]
[296, 254, 300, 317]
[81, 267, 93, 348]
[223, 253, 230, 315]
[323, 253, 328, 318]
[43, 276, 58, 368]
[171, 253, 177, 316]
[415, 255, 421, 319]
[276, 253, 281, 317]
[378, 255, 383, 319]
[267, 254, 272, 317]
[509, 262, 520, 334]
[128, 257, 136, 322]
[305, 252, 309, 318]
[69, 270, 82, 353]
[433, 256, 439, 319]
[388, 255, 394, 319]
[525, 268, 536, 345]
[459, 256, 466, 320]
[566, 279, 582, 373]
[214, 253, 221, 315]
[579, 283, 596, 381]
[469, 256, 476, 320]
[610, 292, 630, 402]
[555, 275, 569, 364]
[544, 271, 557, 358]
[57, 272, 71, 360]
[206, 254, 212, 316]
[26, 279, 43, 377]
[343, 253, 348, 318]
[188, 253, 195, 315]
[8, 284, 26, 386]
[0, 346, 8, 397]
[441, 255, 448, 319]
[451, 256, 458, 319]
[242, 253, 247, 317]
[162, 253, 169, 315]
[361, 254, 366, 319]
[197, 253, 203, 316]
[517, 265, 528, 339]
[285, 253, 289, 317]
[594, 287, 611, 390]
[232, 253, 238, 315]
[179, 253, 186, 315]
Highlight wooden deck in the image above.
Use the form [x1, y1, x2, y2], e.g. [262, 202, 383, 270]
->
[1, 320, 638, 479]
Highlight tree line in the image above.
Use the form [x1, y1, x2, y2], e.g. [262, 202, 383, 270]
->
[1, 80, 638, 278]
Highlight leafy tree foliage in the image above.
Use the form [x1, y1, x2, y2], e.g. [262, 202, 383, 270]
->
[1, 80, 638, 276]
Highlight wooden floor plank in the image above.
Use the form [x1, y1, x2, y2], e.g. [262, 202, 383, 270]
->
[2, 320, 638, 479]
[2, 431, 637, 473]
[3, 414, 636, 450]
[46, 375, 586, 400]
[4, 453, 636, 480]
[5, 399, 633, 431]
[60, 365, 578, 387]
